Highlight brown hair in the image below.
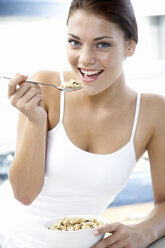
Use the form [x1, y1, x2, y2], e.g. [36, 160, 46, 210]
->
[67, 0, 138, 43]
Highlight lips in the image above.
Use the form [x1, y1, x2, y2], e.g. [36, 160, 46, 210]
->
[78, 68, 103, 82]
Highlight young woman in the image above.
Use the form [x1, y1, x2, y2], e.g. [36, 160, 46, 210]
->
[0, 0, 165, 247]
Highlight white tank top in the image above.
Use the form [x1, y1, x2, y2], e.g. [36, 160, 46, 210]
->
[0, 72, 141, 248]
[41, 72, 141, 216]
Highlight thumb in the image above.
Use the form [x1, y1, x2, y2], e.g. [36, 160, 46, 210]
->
[93, 222, 120, 236]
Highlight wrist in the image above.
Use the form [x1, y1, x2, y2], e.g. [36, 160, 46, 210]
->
[28, 112, 47, 128]
[132, 221, 156, 246]
[24, 119, 47, 141]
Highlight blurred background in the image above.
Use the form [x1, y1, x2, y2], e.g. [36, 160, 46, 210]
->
[0, 0, 165, 207]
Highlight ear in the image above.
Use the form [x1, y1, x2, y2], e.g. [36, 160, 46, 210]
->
[125, 39, 137, 58]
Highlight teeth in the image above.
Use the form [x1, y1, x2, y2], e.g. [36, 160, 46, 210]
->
[81, 69, 102, 76]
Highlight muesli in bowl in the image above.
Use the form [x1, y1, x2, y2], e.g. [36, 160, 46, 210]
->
[43, 215, 107, 248]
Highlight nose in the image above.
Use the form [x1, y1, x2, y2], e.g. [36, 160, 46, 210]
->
[79, 45, 95, 66]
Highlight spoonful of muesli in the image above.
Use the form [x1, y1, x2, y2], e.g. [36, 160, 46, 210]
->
[0, 76, 83, 92]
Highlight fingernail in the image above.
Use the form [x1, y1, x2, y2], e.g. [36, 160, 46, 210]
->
[94, 230, 100, 236]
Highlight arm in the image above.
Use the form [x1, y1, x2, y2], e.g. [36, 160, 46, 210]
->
[8, 73, 48, 205]
[125, 94, 165, 245]
[92, 94, 165, 248]
[142, 94, 165, 241]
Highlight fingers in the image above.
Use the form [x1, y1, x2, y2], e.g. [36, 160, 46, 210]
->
[11, 83, 40, 104]
[8, 73, 44, 115]
[91, 223, 121, 248]
[91, 234, 120, 248]
[7, 73, 47, 124]
[18, 93, 43, 115]
[8, 74, 28, 98]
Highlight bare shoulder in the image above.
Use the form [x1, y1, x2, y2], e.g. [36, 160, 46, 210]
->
[141, 92, 165, 150]
[29, 70, 60, 84]
[29, 70, 61, 115]
[29, 70, 74, 130]
[29, 69, 74, 102]
[142, 92, 165, 106]
[137, 93, 165, 152]
[141, 93, 165, 123]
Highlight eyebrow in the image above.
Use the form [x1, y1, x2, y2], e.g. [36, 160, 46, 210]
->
[68, 33, 114, 41]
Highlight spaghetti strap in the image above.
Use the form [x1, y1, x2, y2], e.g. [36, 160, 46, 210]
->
[130, 93, 141, 141]
[59, 72, 65, 123]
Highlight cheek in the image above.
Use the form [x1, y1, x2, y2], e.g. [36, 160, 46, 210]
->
[101, 50, 124, 69]
[97, 51, 116, 67]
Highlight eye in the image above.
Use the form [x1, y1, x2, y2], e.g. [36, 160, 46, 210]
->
[97, 42, 111, 48]
[68, 39, 81, 47]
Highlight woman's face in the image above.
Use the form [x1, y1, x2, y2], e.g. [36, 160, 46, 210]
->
[67, 10, 134, 95]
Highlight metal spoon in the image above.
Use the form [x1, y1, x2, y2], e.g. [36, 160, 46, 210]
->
[0, 76, 82, 92]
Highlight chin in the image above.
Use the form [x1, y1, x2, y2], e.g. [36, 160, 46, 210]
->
[82, 87, 104, 96]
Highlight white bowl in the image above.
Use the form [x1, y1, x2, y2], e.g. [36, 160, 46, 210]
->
[43, 215, 107, 248]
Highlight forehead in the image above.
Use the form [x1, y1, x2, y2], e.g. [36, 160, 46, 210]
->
[67, 10, 124, 39]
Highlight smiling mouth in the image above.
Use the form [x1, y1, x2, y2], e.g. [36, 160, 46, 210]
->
[78, 68, 104, 81]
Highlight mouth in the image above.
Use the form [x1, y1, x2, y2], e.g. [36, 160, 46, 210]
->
[78, 68, 104, 82]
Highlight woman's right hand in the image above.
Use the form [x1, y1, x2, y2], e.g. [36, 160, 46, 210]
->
[8, 73, 47, 124]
